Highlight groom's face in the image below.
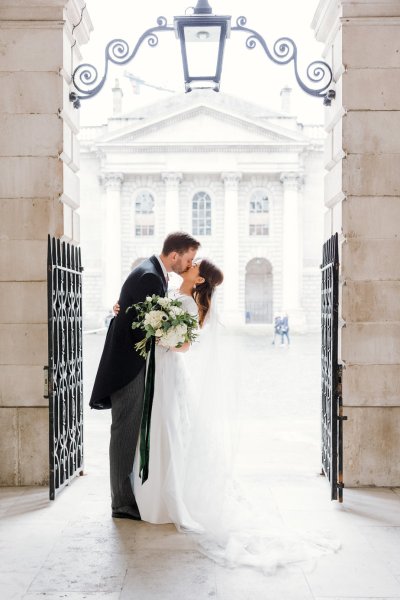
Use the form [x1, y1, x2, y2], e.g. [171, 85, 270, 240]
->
[171, 247, 197, 274]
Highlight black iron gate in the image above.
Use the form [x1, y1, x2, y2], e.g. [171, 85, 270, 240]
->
[47, 236, 84, 500]
[321, 233, 346, 502]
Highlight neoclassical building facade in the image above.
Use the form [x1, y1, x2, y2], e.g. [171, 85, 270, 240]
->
[79, 87, 325, 330]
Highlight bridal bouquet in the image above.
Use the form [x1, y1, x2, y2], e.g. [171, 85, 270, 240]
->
[127, 294, 198, 358]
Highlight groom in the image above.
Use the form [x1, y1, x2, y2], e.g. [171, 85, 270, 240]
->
[90, 232, 200, 520]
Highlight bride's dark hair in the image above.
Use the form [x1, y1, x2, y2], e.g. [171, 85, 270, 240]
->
[192, 259, 224, 327]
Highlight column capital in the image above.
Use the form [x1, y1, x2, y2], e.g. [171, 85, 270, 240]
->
[280, 172, 304, 190]
[221, 172, 242, 190]
[161, 172, 183, 190]
[101, 172, 124, 191]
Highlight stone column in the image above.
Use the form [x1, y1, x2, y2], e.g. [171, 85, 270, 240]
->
[280, 173, 305, 330]
[222, 172, 242, 324]
[0, 0, 92, 486]
[102, 173, 123, 309]
[162, 172, 182, 234]
[313, 0, 400, 485]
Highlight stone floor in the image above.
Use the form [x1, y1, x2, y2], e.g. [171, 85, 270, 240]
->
[1, 328, 400, 599]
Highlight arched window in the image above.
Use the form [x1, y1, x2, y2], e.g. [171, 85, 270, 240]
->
[249, 190, 269, 236]
[135, 191, 155, 236]
[192, 191, 211, 236]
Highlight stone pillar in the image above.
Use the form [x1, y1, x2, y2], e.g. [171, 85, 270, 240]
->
[280, 173, 305, 330]
[102, 173, 123, 309]
[313, 0, 400, 485]
[162, 172, 182, 234]
[0, 0, 92, 486]
[222, 172, 242, 324]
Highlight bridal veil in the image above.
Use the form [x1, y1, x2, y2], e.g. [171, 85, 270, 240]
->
[182, 293, 340, 574]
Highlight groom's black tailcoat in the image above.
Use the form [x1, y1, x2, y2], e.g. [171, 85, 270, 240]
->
[89, 255, 167, 409]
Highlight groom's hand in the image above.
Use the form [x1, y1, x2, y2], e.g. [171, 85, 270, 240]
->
[113, 302, 120, 316]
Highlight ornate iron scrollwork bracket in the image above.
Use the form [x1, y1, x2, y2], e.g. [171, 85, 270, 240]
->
[71, 17, 173, 105]
[232, 16, 334, 103]
[70, 14, 335, 107]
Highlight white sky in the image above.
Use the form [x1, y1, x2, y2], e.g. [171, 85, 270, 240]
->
[78, 0, 326, 126]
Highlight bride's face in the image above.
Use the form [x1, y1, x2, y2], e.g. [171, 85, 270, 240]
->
[181, 261, 203, 288]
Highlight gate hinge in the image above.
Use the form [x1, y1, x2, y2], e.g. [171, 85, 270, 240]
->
[337, 415, 348, 421]
[336, 482, 345, 489]
[43, 366, 49, 399]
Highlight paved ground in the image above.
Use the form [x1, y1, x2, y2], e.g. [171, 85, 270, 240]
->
[1, 328, 400, 599]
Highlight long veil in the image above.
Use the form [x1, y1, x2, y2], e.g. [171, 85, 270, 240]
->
[182, 292, 239, 532]
[182, 294, 340, 574]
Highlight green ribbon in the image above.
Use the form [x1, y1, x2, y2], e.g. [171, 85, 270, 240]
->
[139, 336, 156, 483]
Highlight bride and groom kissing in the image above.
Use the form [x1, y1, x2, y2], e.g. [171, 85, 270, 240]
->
[90, 231, 224, 530]
[90, 231, 341, 570]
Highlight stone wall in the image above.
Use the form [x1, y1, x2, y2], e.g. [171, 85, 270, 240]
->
[313, 0, 400, 485]
[0, 0, 91, 485]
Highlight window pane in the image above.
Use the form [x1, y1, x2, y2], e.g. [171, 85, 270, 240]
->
[250, 191, 269, 214]
[135, 192, 155, 214]
[192, 191, 212, 237]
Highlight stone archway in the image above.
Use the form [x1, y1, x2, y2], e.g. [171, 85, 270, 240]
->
[245, 258, 273, 324]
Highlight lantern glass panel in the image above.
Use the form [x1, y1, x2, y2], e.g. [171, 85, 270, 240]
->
[183, 25, 222, 78]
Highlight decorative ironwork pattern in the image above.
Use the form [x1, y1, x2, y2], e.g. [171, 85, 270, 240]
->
[321, 233, 344, 502]
[72, 17, 173, 103]
[70, 11, 334, 107]
[232, 16, 333, 99]
[47, 236, 84, 500]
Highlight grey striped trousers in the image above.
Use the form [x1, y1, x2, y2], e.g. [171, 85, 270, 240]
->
[109, 367, 145, 516]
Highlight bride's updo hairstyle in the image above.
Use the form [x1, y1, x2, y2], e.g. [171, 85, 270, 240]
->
[193, 259, 223, 327]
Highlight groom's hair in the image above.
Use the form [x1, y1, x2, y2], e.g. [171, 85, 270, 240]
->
[162, 232, 200, 255]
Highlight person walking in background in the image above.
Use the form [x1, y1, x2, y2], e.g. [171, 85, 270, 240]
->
[272, 314, 282, 345]
[280, 313, 290, 345]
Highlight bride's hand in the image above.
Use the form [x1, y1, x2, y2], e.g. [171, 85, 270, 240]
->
[172, 342, 190, 353]
[113, 302, 120, 316]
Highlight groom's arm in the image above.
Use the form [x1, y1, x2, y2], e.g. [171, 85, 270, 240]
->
[119, 271, 163, 311]
[112, 272, 161, 316]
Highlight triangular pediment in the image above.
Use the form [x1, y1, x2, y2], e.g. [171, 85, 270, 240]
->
[95, 103, 308, 148]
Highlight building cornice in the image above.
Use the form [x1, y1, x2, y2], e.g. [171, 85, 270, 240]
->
[87, 142, 318, 155]
[96, 105, 309, 146]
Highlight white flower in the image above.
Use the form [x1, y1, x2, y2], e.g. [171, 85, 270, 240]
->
[158, 297, 172, 308]
[144, 310, 168, 329]
[169, 306, 184, 317]
[158, 326, 185, 348]
[146, 296, 152, 302]
[154, 328, 163, 337]
[176, 323, 187, 335]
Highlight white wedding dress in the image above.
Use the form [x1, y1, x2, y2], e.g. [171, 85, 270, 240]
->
[131, 290, 340, 573]
[131, 291, 203, 531]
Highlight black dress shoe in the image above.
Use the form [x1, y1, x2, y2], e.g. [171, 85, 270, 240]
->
[112, 510, 141, 521]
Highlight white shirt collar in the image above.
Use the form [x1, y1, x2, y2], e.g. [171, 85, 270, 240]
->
[156, 255, 168, 282]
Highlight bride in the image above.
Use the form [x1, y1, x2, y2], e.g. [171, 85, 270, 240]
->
[130, 258, 224, 532]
